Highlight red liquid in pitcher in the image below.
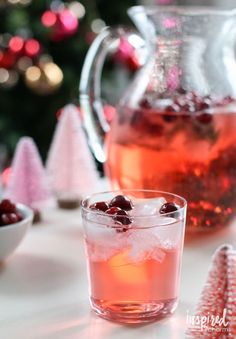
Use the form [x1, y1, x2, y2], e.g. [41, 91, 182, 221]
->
[106, 93, 236, 231]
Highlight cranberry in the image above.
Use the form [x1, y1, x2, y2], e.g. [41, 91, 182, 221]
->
[167, 102, 180, 111]
[197, 100, 211, 112]
[106, 206, 121, 215]
[196, 113, 213, 124]
[115, 210, 132, 225]
[147, 123, 164, 136]
[131, 110, 144, 127]
[174, 97, 186, 107]
[181, 113, 191, 121]
[185, 91, 197, 101]
[0, 212, 19, 225]
[163, 105, 179, 122]
[106, 206, 132, 225]
[177, 88, 187, 95]
[109, 195, 133, 211]
[139, 97, 152, 109]
[159, 202, 179, 214]
[15, 212, 23, 222]
[0, 199, 16, 213]
[115, 222, 129, 233]
[221, 96, 234, 105]
[89, 201, 109, 212]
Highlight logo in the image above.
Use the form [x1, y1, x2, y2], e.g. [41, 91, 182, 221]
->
[186, 308, 229, 333]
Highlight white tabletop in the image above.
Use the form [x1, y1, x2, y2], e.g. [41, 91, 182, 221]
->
[0, 199, 235, 339]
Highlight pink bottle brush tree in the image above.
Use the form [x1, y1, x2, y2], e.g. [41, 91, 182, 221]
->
[186, 244, 236, 338]
[4, 137, 52, 222]
[46, 104, 99, 209]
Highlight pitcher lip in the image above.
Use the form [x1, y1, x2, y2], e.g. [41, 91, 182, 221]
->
[128, 5, 236, 17]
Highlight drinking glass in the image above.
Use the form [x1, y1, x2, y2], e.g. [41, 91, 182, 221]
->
[81, 189, 187, 323]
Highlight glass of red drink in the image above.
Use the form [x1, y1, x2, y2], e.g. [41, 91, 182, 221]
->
[81, 190, 187, 324]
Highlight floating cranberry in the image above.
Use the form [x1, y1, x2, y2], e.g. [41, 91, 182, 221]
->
[185, 91, 197, 101]
[159, 202, 179, 214]
[196, 113, 213, 124]
[89, 201, 109, 212]
[197, 100, 211, 112]
[181, 113, 191, 121]
[109, 195, 133, 211]
[163, 105, 179, 122]
[106, 206, 132, 225]
[166, 103, 180, 112]
[184, 102, 197, 113]
[0, 199, 16, 213]
[139, 97, 152, 109]
[115, 209, 132, 225]
[147, 122, 164, 136]
[106, 206, 121, 215]
[177, 88, 187, 95]
[221, 96, 234, 105]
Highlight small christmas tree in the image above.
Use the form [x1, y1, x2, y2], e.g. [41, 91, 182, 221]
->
[4, 137, 52, 222]
[46, 104, 99, 208]
[186, 245, 236, 338]
[226, 249, 236, 337]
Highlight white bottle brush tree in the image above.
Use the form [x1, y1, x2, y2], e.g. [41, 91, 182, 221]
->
[4, 137, 52, 222]
[186, 244, 236, 338]
[46, 104, 99, 207]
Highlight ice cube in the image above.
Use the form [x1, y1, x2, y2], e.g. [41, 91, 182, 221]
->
[84, 212, 127, 261]
[127, 228, 166, 263]
[131, 197, 167, 217]
[151, 218, 183, 248]
[131, 214, 174, 228]
[85, 211, 112, 226]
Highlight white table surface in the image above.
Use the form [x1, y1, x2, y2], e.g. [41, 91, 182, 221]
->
[0, 197, 235, 339]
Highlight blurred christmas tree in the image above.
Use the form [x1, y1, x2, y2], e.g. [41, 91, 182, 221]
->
[0, 0, 137, 162]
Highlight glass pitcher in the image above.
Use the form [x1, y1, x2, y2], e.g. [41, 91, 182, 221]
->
[80, 6, 236, 233]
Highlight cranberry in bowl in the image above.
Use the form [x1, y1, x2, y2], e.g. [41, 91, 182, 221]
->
[0, 199, 33, 261]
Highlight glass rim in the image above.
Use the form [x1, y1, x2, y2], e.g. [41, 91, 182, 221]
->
[128, 5, 236, 17]
[81, 189, 187, 220]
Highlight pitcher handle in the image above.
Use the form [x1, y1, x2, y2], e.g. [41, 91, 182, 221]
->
[79, 27, 129, 163]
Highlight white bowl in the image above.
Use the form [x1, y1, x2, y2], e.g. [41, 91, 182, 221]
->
[0, 203, 33, 261]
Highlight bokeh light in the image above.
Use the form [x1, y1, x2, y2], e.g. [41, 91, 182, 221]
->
[25, 66, 41, 82]
[0, 68, 9, 84]
[44, 62, 63, 86]
[41, 10, 57, 27]
[24, 39, 40, 57]
[59, 9, 78, 33]
[17, 56, 33, 72]
[68, 1, 85, 19]
[91, 19, 106, 34]
[2, 167, 11, 186]
[9, 36, 24, 53]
